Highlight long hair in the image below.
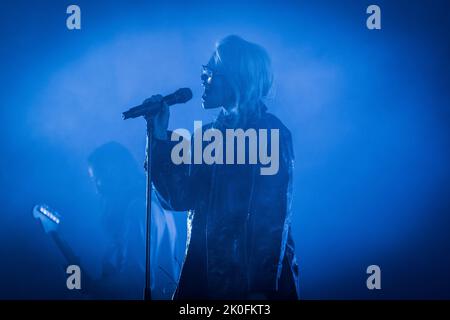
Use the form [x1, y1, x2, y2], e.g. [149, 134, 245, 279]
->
[213, 35, 273, 126]
[88, 141, 144, 238]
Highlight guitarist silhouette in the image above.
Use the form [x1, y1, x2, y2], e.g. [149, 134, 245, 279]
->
[34, 142, 184, 299]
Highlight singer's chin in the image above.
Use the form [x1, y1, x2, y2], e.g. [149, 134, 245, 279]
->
[201, 94, 210, 109]
[201, 94, 216, 110]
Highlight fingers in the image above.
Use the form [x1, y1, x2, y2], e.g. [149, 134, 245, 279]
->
[161, 103, 170, 117]
[143, 94, 164, 105]
[152, 102, 170, 140]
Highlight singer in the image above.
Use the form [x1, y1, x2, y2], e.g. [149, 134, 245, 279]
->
[148, 35, 300, 300]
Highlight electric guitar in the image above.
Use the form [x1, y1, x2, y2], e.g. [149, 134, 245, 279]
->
[32, 204, 95, 295]
[33, 204, 143, 299]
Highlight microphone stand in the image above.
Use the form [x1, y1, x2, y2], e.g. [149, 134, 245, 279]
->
[123, 92, 192, 300]
[144, 115, 153, 300]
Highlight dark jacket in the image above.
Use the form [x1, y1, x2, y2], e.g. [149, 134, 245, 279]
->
[151, 110, 300, 300]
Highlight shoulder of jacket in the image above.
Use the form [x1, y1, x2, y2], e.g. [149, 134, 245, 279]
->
[263, 112, 291, 137]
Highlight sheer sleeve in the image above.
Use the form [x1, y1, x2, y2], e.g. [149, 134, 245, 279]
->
[150, 131, 197, 212]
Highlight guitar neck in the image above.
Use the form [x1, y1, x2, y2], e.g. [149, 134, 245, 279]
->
[49, 231, 81, 266]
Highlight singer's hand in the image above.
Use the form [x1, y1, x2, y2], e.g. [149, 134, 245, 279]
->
[143, 95, 170, 140]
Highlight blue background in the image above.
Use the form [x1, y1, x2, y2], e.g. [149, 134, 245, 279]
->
[0, 0, 449, 299]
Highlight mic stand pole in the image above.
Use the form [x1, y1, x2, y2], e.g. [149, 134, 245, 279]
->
[144, 115, 153, 301]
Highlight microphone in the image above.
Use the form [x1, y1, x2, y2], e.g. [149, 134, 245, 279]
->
[122, 88, 193, 120]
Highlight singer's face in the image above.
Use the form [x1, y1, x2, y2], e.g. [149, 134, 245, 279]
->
[201, 57, 235, 110]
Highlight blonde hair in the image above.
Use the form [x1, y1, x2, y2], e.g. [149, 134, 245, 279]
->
[213, 35, 273, 124]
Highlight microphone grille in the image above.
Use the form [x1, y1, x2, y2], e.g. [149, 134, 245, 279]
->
[174, 88, 193, 103]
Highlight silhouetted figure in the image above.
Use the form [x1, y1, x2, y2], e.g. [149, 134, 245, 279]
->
[87, 141, 184, 299]
[148, 35, 300, 299]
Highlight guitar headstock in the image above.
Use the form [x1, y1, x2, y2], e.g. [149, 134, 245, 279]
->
[33, 204, 61, 234]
